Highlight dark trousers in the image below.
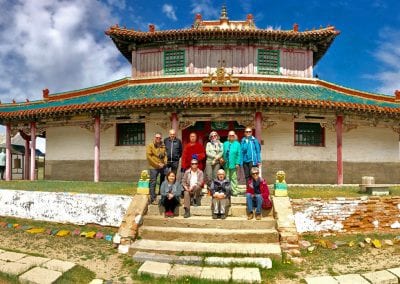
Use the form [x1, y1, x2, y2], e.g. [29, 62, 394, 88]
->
[243, 162, 257, 182]
[149, 168, 166, 202]
[0, 166, 4, 180]
[166, 161, 179, 175]
[161, 196, 179, 212]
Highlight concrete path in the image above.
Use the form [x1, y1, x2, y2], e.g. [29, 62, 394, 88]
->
[0, 249, 76, 284]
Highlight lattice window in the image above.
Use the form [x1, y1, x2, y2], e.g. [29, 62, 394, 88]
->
[116, 123, 145, 146]
[257, 49, 280, 75]
[164, 50, 185, 75]
[295, 122, 325, 146]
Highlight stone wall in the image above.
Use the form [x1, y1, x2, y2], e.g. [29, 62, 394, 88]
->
[0, 190, 132, 227]
[291, 197, 400, 234]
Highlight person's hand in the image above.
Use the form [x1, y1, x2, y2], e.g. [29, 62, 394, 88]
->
[168, 193, 173, 200]
[235, 164, 240, 170]
[158, 163, 164, 168]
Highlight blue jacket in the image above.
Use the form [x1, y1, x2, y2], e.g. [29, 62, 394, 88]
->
[240, 136, 261, 165]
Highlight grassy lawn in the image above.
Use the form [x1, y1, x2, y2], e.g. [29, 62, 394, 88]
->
[287, 185, 400, 199]
[0, 180, 136, 195]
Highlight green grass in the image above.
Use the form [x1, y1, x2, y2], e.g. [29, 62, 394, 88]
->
[0, 180, 136, 195]
[55, 265, 96, 284]
[287, 186, 400, 199]
[0, 271, 19, 284]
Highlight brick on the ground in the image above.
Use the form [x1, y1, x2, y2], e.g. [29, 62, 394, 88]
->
[176, 255, 202, 265]
[17, 256, 51, 266]
[200, 267, 231, 281]
[89, 279, 104, 284]
[232, 267, 261, 283]
[137, 261, 171, 278]
[133, 251, 177, 263]
[19, 267, 62, 284]
[169, 264, 202, 279]
[41, 259, 75, 272]
[304, 275, 338, 284]
[334, 274, 370, 284]
[0, 251, 27, 262]
[362, 270, 398, 284]
[387, 267, 400, 279]
[0, 262, 33, 276]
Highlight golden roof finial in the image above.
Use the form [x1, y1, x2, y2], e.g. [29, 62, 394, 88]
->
[220, 5, 228, 20]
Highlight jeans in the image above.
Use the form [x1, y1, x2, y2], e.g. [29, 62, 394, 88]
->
[246, 193, 263, 214]
[149, 168, 166, 202]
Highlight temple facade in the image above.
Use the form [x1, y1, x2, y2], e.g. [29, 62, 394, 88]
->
[1, 7, 399, 183]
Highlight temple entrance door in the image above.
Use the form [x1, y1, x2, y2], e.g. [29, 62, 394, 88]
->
[182, 121, 246, 148]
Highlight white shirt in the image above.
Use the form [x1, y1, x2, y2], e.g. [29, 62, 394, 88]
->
[189, 170, 198, 188]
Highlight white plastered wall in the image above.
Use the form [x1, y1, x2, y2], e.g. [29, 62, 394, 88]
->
[46, 120, 171, 161]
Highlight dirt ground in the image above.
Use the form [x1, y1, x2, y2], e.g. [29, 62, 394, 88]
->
[1, 226, 400, 283]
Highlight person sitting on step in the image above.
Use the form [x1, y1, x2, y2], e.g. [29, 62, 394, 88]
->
[160, 171, 182, 218]
[182, 159, 204, 218]
[246, 167, 272, 220]
[210, 169, 231, 219]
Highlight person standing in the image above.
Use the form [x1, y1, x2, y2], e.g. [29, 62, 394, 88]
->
[223, 131, 242, 196]
[160, 171, 182, 218]
[182, 159, 204, 218]
[210, 169, 231, 219]
[205, 131, 223, 187]
[164, 129, 182, 175]
[146, 132, 167, 205]
[241, 127, 261, 182]
[181, 132, 206, 171]
[246, 167, 272, 220]
[0, 149, 5, 180]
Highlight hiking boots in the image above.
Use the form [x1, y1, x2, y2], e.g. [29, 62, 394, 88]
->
[247, 212, 254, 220]
[255, 213, 262, 220]
[212, 213, 218, 219]
[220, 214, 226, 219]
[184, 208, 190, 218]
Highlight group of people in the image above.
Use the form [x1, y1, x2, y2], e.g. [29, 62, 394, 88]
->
[145, 128, 271, 220]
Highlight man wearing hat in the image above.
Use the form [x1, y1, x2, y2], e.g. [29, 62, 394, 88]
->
[182, 158, 204, 218]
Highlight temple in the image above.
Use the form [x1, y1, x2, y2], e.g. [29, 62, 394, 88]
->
[0, 6, 399, 183]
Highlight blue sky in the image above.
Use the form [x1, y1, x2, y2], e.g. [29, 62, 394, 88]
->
[0, 0, 399, 106]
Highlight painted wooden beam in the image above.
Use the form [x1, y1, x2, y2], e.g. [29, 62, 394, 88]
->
[336, 115, 343, 185]
[5, 124, 11, 181]
[94, 116, 100, 182]
[30, 122, 36, 181]
[255, 111, 262, 142]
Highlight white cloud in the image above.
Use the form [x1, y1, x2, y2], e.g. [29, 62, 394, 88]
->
[190, 0, 218, 19]
[0, 0, 130, 103]
[372, 27, 400, 95]
[162, 4, 177, 21]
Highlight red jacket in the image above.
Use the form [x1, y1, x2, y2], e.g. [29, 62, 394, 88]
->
[246, 177, 272, 209]
[181, 142, 206, 170]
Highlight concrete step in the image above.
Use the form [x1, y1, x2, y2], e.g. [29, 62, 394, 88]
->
[139, 226, 279, 243]
[129, 239, 282, 259]
[147, 204, 272, 217]
[155, 195, 247, 206]
[142, 215, 276, 229]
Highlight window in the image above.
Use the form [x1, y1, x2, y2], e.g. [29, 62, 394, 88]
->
[295, 122, 324, 146]
[257, 49, 280, 75]
[164, 50, 185, 75]
[116, 123, 145, 146]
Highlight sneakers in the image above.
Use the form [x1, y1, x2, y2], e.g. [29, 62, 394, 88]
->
[220, 214, 226, 220]
[247, 212, 254, 220]
[151, 200, 158, 205]
[164, 211, 174, 218]
[212, 213, 218, 219]
[255, 213, 262, 220]
[184, 208, 190, 218]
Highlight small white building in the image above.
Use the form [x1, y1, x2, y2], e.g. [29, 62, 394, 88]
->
[0, 7, 399, 183]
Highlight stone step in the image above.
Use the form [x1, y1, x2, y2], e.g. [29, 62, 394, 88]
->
[139, 226, 279, 243]
[155, 195, 247, 206]
[147, 204, 273, 217]
[129, 239, 282, 259]
[142, 215, 276, 229]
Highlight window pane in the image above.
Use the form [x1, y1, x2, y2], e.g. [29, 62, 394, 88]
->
[258, 49, 280, 75]
[295, 122, 324, 146]
[164, 50, 185, 75]
[117, 123, 145, 146]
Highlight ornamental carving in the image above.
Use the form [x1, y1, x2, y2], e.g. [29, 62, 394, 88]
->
[237, 118, 254, 129]
[179, 119, 196, 130]
[79, 121, 113, 132]
[262, 119, 277, 129]
[202, 62, 240, 93]
[156, 121, 170, 130]
[391, 126, 400, 135]
[320, 121, 335, 132]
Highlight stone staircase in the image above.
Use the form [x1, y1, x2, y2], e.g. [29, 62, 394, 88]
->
[128, 187, 282, 260]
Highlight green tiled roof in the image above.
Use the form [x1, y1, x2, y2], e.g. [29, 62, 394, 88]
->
[0, 81, 398, 114]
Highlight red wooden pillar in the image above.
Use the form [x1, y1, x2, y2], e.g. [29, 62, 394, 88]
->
[5, 123, 11, 181]
[255, 111, 262, 142]
[171, 113, 178, 134]
[24, 139, 30, 180]
[94, 116, 100, 182]
[30, 122, 36, 181]
[336, 115, 343, 185]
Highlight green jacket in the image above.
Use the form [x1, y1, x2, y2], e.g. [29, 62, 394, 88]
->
[222, 140, 242, 169]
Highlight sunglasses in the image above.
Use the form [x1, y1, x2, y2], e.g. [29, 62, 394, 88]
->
[191, 163, 198, 165]
[155, 137, 162, 139]
[245, 131, 252, 133]
[252, 172, 259, 175]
